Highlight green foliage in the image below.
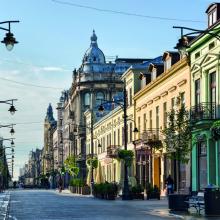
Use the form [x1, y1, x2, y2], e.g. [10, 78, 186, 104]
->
[64, 155, 79, 176]
[161, 105, 192, 163]
[93, 182, 118, 196]
[146, 183, 159, 193]
[131, 184, 144, 194]
[69, 178, 84, 187]
[86, 157, 98, 169]
[211, 120, 220, 140]
[118, 150, 134, 167]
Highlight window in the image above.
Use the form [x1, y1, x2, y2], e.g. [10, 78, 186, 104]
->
[163, 102, 167, 128]
[156, 106, 159, 130]
[210, 72, 216, 103]
[198, 142, 207, 190]
[195, 79, 201, 105]
[171, 97, 175, 109]
[113, 131, 116, 146]
[180, 92, 185, 106]
[118, 128, 120, 145]
[209, 9, 217, 27]
[96, 92, 104, 106]
[84, 93, 90, 106]
[195, 52, 200, 59]
[143, 113, 146, 131]
[122, 127, 124, 145]
[149, 110, 152, 129]
[209, 42, 215, 50]
[129, 87, 132, 106]
[129, 122, 132, 142]
[138, 117, 141, 133]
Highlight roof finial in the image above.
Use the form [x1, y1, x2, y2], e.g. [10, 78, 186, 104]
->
[90, 29, 97, 45]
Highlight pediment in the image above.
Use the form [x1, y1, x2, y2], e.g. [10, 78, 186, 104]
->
[200, 53, 218, 67]
[191, 63, 200, 73]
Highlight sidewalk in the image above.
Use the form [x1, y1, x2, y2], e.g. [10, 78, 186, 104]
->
[0, 191, 10, 220]
[55, 190, 219, 219]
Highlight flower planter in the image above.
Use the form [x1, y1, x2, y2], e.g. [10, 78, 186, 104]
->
[132, 193, 144, 200]
[147, 192, 160, 200]
[82, 186, 91, 195]
[168, 194, 189, 211]
[107, 194, 116, 200]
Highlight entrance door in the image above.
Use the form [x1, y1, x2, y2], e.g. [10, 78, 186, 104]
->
[153, 157, 161, 188]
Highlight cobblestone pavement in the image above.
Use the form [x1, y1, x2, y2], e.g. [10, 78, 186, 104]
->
[0, 191, 10, 220]
[8, 190, 220, 220]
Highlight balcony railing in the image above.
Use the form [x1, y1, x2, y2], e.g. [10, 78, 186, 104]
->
[107, 145, 119, 158]
[140, 129, 161, 146]
[190, 102, 216, 122]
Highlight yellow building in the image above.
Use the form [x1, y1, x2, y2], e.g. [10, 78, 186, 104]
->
[85, 65, 144, 184]
[134, 52, 190, 193]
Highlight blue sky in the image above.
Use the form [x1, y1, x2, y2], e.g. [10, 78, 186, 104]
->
[0, 0, 214, 179]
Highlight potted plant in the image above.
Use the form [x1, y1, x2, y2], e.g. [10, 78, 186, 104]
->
[146, 183, 160, 200]
[118, 149, 134, 167]
[211, 120, 220, 140]
[161, 105, 191, 211]
[131, 184, 144, 200]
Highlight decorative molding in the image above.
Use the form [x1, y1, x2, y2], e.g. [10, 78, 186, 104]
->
[141, 104, 147, 109]
[153, 96, 161, 101]
[136, 107, 141, 112]
[177, 79, 187, 87]
[147, 100, 153, 105]
[168, 86, 177, 92]
[160, 91, 168, 97]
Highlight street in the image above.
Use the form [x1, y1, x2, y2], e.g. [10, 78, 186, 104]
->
[8, 189, 182, 220]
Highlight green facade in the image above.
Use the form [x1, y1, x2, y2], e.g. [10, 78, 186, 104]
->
[189, 22, 220, 191]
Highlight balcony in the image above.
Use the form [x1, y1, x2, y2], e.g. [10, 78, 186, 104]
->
[140, 129, 162, 147]
[190, 102, 216, 122]
[107, 145, 119, 158]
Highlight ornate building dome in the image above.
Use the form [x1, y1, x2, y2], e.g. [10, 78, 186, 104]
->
[83, 30, 105, 64]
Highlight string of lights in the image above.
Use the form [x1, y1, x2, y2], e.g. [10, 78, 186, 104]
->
[51, 0, 204, 23]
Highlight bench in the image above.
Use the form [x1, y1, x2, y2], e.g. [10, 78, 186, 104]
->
[185, 192, 205, 214]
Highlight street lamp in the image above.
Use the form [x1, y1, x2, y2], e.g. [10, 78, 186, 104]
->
[0, 99, 18, 115]
[0, 20, 19, 51]
[98, 79, 138, 200]
[0, 124, 16, 135]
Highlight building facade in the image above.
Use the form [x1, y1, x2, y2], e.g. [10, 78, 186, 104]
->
[134, 52, 191, 193]
[189, 3, 220, 191]
[63, 30, 150, 180]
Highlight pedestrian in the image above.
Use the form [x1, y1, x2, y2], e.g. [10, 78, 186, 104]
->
[58, 176, 63, 193]
[166, 174, 174, 195]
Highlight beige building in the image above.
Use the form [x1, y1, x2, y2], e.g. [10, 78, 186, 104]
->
[85, 62, 151, 184]
[134, 53, 190, 193]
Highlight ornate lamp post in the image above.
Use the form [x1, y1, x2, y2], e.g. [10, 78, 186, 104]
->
[0, 20, 19, 51]
[0, 124, 16, 135]
[98, 79, 138, 200]
[0, 99, 18, 115]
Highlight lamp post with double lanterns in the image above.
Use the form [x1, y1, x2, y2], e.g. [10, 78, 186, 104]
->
[98, 79, 138, 200]
[0, 20, 19, 51]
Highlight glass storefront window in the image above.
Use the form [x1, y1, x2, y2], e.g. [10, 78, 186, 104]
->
[198, 141, 207, 190]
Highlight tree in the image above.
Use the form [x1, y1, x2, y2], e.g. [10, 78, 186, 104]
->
[162, 104, 191, 192]
[64, 155, 79, 177]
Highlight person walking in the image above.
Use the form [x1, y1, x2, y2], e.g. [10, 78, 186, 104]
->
[58, 176, 63, 193]
[166, 175, 174, 195]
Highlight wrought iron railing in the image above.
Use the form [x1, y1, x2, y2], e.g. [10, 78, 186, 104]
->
[140, 129, 161, 144]
[190, 102, 216, 122]
[107, 145, 119, 158]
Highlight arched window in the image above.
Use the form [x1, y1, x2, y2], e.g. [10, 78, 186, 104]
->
[96, 92, 104, 106]
[84, 93, 90, 106]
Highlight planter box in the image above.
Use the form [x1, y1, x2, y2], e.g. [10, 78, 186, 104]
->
[168, 194, 189, 211]
[82, 186, 91, 195]
[147, 192, 160, 200]
[132, 193, 144, 200]
[107, 194, 116, 200]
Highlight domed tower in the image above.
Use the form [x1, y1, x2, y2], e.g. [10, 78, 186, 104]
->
[83, 30, 105, 64]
